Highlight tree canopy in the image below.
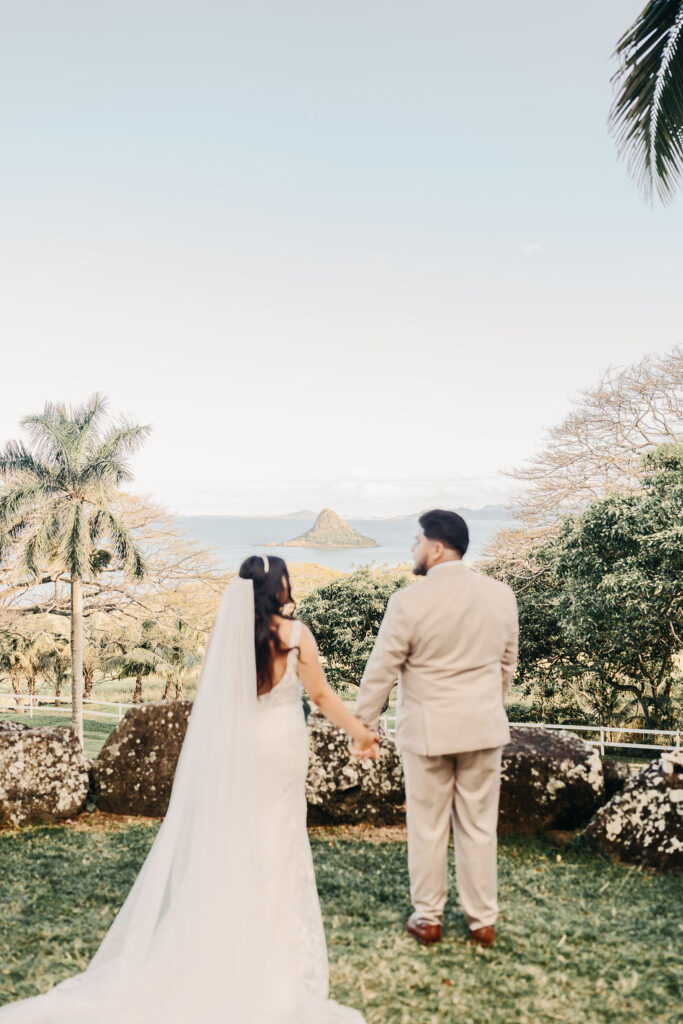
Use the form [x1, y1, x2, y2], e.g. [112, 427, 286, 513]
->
[297, 567, 410, 694]
[490, 444, 683, 729]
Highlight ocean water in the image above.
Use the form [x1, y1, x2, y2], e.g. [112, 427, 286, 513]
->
[174, 515, 510, 573]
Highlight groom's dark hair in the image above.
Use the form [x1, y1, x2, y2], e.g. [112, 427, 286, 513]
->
[419, 509, 469, 557]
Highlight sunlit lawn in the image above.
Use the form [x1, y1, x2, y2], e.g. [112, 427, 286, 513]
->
[0, 821, 679, 1022]
[0, 712, 116, 760]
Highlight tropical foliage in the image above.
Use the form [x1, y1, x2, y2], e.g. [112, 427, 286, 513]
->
[0, 396, 149, 744]
[298, 567, 410, 694]
[490, 444, 683, 729]
[610, 0, 683, 204]
[502, 347, 682, 532]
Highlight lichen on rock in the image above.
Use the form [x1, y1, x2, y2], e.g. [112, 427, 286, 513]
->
[0, 725, 90, 827]
[306, 711, 404, 824]
[582, 759, 683, 872]
[92, 702, 193, 817]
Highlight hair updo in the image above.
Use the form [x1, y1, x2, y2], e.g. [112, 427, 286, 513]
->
[238, 555, 297, 695]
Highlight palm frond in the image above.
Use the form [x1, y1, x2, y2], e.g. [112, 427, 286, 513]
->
[609, 0, 683, 203]
[73, 393, 108, 433]
[88, 508, 146, 579]
[81, 421, 152, 487]
[0, 519, 43, 571]
[22, 508, 64, 576]
[21, 404, 76, 475]
[106, 646, 168, 677]
[0, 441, 58, 485]
[60, 501, 92, 578]
[0, 483, 47, 529]
[71, 393, 110, 468]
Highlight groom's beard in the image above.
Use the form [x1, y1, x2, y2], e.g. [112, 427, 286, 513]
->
[412, 557, 428, 577]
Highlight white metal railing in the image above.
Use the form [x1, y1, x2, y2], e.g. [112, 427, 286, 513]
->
[378, 713, 680, 756]
[1, 693, 680, 756]
[0, 693, 135, 722]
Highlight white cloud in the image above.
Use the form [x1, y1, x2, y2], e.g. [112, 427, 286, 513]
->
[519, 242, 543, 254]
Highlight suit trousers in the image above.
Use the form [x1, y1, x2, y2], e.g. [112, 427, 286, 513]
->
[401, 746, 503, 932]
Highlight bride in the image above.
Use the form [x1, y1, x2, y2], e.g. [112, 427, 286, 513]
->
[0, 555, 379, 1022]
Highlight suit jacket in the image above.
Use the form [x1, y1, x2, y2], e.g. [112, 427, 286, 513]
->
[355, 561, 518, 756]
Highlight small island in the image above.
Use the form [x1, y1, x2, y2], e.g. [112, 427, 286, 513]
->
[279, 508, 379, 549]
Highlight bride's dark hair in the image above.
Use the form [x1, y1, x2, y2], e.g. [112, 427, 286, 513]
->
[238, 555, 297, 695]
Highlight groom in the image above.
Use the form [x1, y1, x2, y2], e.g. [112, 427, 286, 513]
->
[352, 509, 518, 948]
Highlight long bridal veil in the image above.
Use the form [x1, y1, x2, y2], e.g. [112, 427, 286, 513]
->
[1, 577, 298, 1023]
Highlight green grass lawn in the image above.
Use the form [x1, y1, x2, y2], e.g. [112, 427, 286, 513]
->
[0, 822, 679, 1022]
[0, 712, 117, 760]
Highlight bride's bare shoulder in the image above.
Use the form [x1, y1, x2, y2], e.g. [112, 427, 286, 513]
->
[271, 615, 302, 642]
[271, 616, 314, 652]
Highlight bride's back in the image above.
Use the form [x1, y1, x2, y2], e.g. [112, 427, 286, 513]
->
[268, 615, 301, 688]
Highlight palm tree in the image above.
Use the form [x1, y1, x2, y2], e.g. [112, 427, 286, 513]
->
[106, 621, 171, 704]
[82, 617, 121, 700]
[154, 618, 202, 700]
[0, 630, 32, 712]
[22, 633, 51, 698]
[38, 636, 71, 708]
[0, 395, 150, 746]
[610, 0, 683, 203]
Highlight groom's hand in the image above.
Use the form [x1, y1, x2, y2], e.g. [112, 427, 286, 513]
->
[349, 734, 380, 760]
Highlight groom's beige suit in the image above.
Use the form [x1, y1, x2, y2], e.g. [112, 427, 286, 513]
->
[355, 560, 518, 931]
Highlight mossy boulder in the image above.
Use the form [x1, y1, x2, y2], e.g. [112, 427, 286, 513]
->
[92, 702, 192, 817]
[0, 725, 90, 827]
[306, 711, 404, 824]
[499, 726, 605, 836]
[582, 759, 683, 872]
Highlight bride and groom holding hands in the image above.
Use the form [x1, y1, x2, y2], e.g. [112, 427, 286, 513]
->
[1, 508, 518, 1023]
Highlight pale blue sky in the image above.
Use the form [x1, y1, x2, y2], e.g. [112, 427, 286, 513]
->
[0, 0, 680, 514]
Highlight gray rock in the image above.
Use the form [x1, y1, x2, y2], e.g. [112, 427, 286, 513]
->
[0, 720, 32, 733]
[582, 759, 683, 872]
[93, 703, 406, 824]
[603, 759, 632, 801]
[0, 726, 90, 827]
[306, 711, 405, 824]
[93, 702, 192, 817]
[499, 726, 604, 836]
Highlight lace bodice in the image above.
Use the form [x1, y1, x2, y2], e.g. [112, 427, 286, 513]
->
[257, 619, 304, 711]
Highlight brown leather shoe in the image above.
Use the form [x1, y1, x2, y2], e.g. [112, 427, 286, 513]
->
[406, 913, 442, 945]
[468, 925, 495, 948]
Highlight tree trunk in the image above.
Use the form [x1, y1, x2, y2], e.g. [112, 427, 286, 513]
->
[133, 675, 143, 703]
[27, 674, 36, 697]
[10, 670, 23, 713]
[175, 677, 184, 701]
[55, 680, 61, 708]
[162, 677, 174, 701]
[71, 575, 84, 748]
[84, 669, 93, 701]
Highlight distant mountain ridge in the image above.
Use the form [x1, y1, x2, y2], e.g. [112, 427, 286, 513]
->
[387, 504, 512, 522]
[177, 505, 512, 522]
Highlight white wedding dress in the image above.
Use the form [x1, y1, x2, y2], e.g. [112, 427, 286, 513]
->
[0, 580, 366, 1023]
